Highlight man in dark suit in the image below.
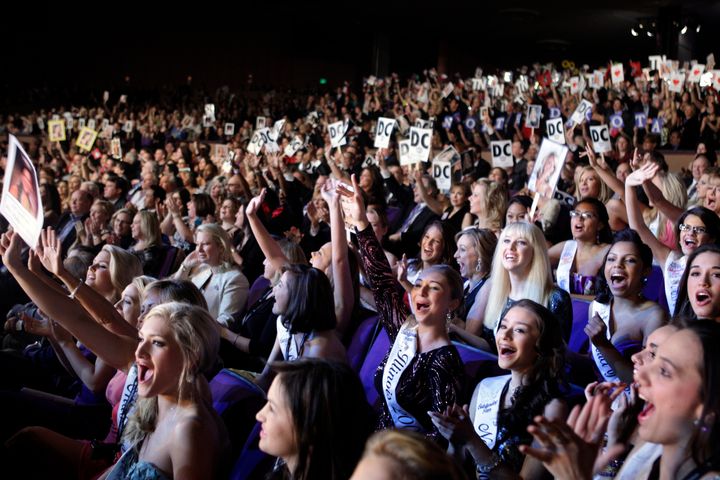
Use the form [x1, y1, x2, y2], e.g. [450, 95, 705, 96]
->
[55, 189, 92, 255]
[386, 174, 440, 258]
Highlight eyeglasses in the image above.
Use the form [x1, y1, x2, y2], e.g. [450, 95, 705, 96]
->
[569, 210, 597, 220]
[679, 224, 707, 235]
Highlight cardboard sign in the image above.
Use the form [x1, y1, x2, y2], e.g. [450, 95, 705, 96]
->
[75, 127, 98, 152]
[433, 145, 461, 166]
[442, 83, 454, 98]
[688, 64, 705, 83]
[589, 70, 604, 89]
[101, 118, 110, 129]
[700, 72, 714, 88]
[648, 55, 665, 71]
[284, 135, 305, 157]
[48, 120, 66, 142]
[609, 113, 625, 129]
[668, 73, 685, 93]
[442, 116, 454, 129]
[328, 121, 348, 148]
[712, 70, 720, 91]
[589, 125, 612, 153]
[490, 140, 513, 168]
[204, 104, 216, 122]
[708, 54, 716, 71]
[516, 75, 529, 93]
[548, 107, 561, 119]
[66, 117, 74, 131]
[570, 99, 593, 126]
[464, 116, 477, 131]
[527, 138, 569, 200]
[634, 113, 648, 129]
[398, 139, 412, 166]
[651, 117, 664, 133]
[224, 123, 235, 136]
[374, 117, 396, 148]
[611, 63, 624, 85]
[494, 116, 506, 131]
[269, 119, 286, 141]
[87, 118, 96, 131]
[255, 116, 266, 130]
[408, 127, 432, 163]
[546, 117, 565, 144]
[569, 76, 580, 94]
[78, 118, 86, 129]
[0, 135, 43, 248]
[202, 115, 213, 128]
[110, 138, 122, 159]
[432, 160, 452, 193]
[415, 118, 433, 130]
[214, 144, 230, 162]
[123, 121, 133, 133]
[471, 78, 484, 91]
[37, 118, 45, 131]
[100, 125, 114, 140]
[247, 130, 265, 155]
[525, 105, 542, 129]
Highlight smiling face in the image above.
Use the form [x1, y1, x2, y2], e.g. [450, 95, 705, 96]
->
[687, 251, 720, 320]
[135, 313, 184, 398]
[310, 242, 332, 272]
[679, 214, 711, 256]
[636, 330, 703, 447]
[505, 202, 528, 224]
[220, 199, 237, 222]
[500, 231, 533, 275]
[454, 234, 479, 278]
[604, 241, 646, 298]
[131, 214, 143, 240]
[195, 231, 222, 266]
[420, 226, 444, 264]
[90, 204, 109, 225]
[495, 306, 541, 373]
[272, 271, 292, 316]
[115, 284, 141, 327]
[703, 177, 720, 213]
[410, 270, 458, 325]
[631, 325, 678, 381]
[86, 250, 114, 298]
[256, 376, 297, 464]
[571, 203, 601, 242]
[578, 169, 601, 199]
[469, 183, 486, 216]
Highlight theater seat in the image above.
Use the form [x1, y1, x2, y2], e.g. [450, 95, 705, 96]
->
[452, 341, 505, 387]
[643, 265, 668, 312]
[247, 276, 271, 309]
[358, 327, 390, 409]
[346, 314, 380, 373]
[228, 422, 275, 480]
[569, 298, 591, 354]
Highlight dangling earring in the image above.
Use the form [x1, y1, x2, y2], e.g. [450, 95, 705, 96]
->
[476, 259, 483, 275]
[446, 311, 453, 332]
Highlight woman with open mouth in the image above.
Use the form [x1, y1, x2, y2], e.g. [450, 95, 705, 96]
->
[522, 321, 720, 480]
[626, 162, 720, 315]
[586, 229, 669, 386]
[548, 197, 613, 296]
[673, 244, 720, 322]
[482, 222, 572, 351]
[429, 299, 567, 478]
[340, 174, 466, 445]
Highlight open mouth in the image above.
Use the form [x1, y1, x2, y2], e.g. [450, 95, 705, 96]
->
[498, 345, 517, 357]
[415, 300, 431, 314]
[609, 272, 628, 289]
[637, 401, 655, 423]
[695, 290, 712, 307]
[137, 362, 155, 386]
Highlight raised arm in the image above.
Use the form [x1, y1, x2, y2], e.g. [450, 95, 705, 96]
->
[320, 179, 355, 336]
[624, 163, 672, 267]
[413, 168, 445, 215]
[337, 175, 408, 340]
[245, 189, 290, 274]
[582, 145, 625, 198]
[0, 231, 136, 371]
[641, 176, 684, 226]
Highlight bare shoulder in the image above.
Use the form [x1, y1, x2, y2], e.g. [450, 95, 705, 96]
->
[305, 331, 346, 362]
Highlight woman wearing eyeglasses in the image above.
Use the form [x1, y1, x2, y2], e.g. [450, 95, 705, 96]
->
[626, 163, 720, 314]
[548, 198, 613, 296]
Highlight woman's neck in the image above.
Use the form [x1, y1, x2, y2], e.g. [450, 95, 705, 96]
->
[508, 271, 529, 298]
[574, 236, 597, 248]
[659, 442, 695, 480]
[134, 239, 147, 251]
[221, 220, 234, 229]
[508, 370, 528, 392]
[469, 270, 488, 288]
[416, 321, 450, 350]
[614, 291, 644, 308]
[284, 455, 299, 478]
[157, 393, 182, 422]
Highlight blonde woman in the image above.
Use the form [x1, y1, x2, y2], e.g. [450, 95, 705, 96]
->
[461, 178, 508, 235]
[480, 222, 572, 352]
[130, 210, 176, 278]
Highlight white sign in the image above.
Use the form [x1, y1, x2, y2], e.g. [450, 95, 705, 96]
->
[611, 63, 624, 85]
[490, 140, 513, 168]
[255, 116, 266, 130]
[569, 76, 580, 94]
[589, 125, 612, 153]
[432, 160, 452, 193]
[0, 135, 43, 248]
[442, 83, 454, 98]
[123, 121, 133, 133]
[204, 104, 215, 122]
[374, 117, 396, 148]
[415, 118, 433, 129]
[589, 70, 604, 89]
[408, 127, 432, 163]
[525, 105, 542, 129]
[284, 135, 305, 157]
[688, 64, 705, 83]
[648, 55, 665, 71]
[527, 138, 569, 201]
[269, 119, 286, 141]
[546, 117, 565, 144]
[471, 78, 484, 91]
[713, 70, 720, 91]
[328, 120, 348, 148]
[224, 123, 235, 136]
[87, 118, 96, 130]
[247, 130, 265, 155]
[78, 118, 86, 129]
[668, 73, 685, 93]
[398, 139, 412, 166]
[570, 99, 593, 126]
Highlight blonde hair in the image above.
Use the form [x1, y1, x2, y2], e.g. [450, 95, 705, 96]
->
[91, 199, 114, 222]
[473, 178, 507, 233]
[643, 171, 688, 241]
[133, 275, 157, 304]
[135, 210, 161, 248]
[361, 430, 466, 480]
[575, 166, 612, 203]
[195, 223, 234, 269]
[102, 245, 144, 302]
[123, 302, 220, 447]
[484, 222, 553, 330]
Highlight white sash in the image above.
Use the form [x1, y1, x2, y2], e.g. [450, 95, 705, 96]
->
[613, 442, 662, 480]
[117, 364, 138, 452]
[472, 374, 511, 450]
[557, 240, 577, 293]
[589, 301, 620, 384]
[664, 252, 686, 315]
[382, 322, 424, 431]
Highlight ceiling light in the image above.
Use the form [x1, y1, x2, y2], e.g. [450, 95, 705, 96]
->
[681, 25, 688, 34]
[631, 28, 639, 37]
[696, 24, 701, 33]
[647, 31, 653, 37]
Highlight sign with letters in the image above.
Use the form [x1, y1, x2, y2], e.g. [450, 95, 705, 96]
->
[590, 125, 612, 153]
[570, 99, 593, 126]
[490, 140, 513, 168]
[408, 127, 432, 163]
[651, 118, 664, 133]
[398, 139, 412, 166]
[284, 135, 305, 157]
[609, 113, 625, 129]
[328, 120, 348, 148]
[433, 160, 451, 193]
[247, 130, 265, 155]
[634, 113, 648, 129]
[269, 119, 286, 141]
[546, 117, 565, 144]
[374, 117, 396, 148]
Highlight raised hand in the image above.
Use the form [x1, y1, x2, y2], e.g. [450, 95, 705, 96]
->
[0, 230, 25, 272]
[245, 188, 266, 218]
[584, 313, 611, 348]
[165, 197, 181, 217]
[22, 312, 53, 337]
[397, 254, 409, 284]
[625, 161, 659, 188]
[336, 174, 368, 230]
[428, 404, 476, 446]
[38, 228, 65, 277]
[320, 177, 340, 206]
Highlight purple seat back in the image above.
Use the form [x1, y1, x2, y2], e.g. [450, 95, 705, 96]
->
[569, 298, 591, 354]
[346, 315, 380, 373]
[452, 342, 505, 386]
[229, 421, 275, 480]
[643, 265, 668, 312]
[386, 206, 402, 231]
[209, 369, 265, 416]
[358, 327, 390, 409]
[247, 276, 271, 309]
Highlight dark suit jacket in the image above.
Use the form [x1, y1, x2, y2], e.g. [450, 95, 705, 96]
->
[390, 206, 439, 258]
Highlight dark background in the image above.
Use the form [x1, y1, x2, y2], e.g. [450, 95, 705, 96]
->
[2, 0, 719, 111]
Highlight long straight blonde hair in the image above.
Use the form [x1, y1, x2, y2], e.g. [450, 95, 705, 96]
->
[484, 222, 554, 331]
